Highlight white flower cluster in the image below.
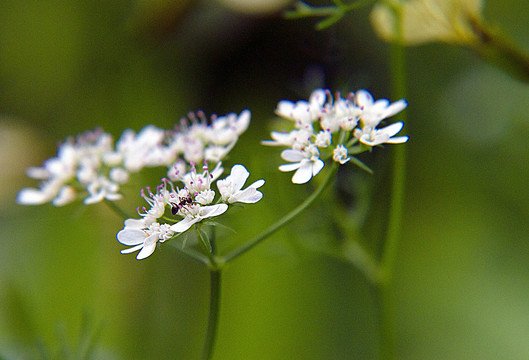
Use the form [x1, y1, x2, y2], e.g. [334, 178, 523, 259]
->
[117, 163, 264, 259]
[17, 110, 251, 206]
[263, 89, 408, 184]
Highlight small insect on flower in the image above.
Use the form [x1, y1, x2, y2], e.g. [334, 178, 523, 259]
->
[171, 194, 196, 215]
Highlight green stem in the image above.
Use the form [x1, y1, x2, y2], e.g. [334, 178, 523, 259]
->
[177, 245, 210, 266]
[202, 269, 221, 360]
[201, 227, 221, 360]
[469, 19, 529, 84]
[373, 280, 396, 360]
[222, 162, 339, 263]
[340, 240, 381, 284]
[375, 3, 407, 359]
[103, 199, 132, 219]
[380, 37, 407, 284]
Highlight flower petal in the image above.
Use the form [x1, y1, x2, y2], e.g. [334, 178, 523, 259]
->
[124, 218, 149, 230]
[249, 179, 265, 189]
[381, 122, 404, 137]
[387, 136, 409, 144]
[230, 187, 263, 204]
[170, 217, 198, 233]
[312, 159, 325, 176]
[356, 90, 374, 108]
[228, 164, 250, 191]
[279, 162, 302, 172]
[136, 235, 158, 260]
[117, 229, 146, 246]
[199, 204, 229, 218]
[292, 160, 314, 184]
[384, 100, 407, 118]
[121, 244, 143, 254]
[16, 188, 51, 205]
[281, 149, 305, 162]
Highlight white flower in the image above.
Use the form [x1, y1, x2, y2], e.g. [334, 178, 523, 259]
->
[356, 90, 408, 128]
[117, 125, 165, 172]
[354, 122, 409, 146]
[275, 89, 324, 126]
[167, 159, 186, 182]
[52, 186, 77, 206]
[17, 141, 79, 205]
[204, 142, 235, 163]
[207, 110, 251, 145]
[183, 136, 205, 164]
[109, 167, 129, 184]
[195, 189, 215, 205]
[217, 164, 265, 204]
[180, 162, 224, 194]
[333, 145, 351, 164]
[314, 130, 332, 148]
[137, 187, 167, 219]
[278, 145, 325, 184]
[264, 88, 409, 184]
[170, 204, 228, 233]
[320, 95, 359, 133]
[40, 142, 78, 182]
[118, 222, 175, 260]
[84, 176, 122, 204]
[16, 179, 63, 205]
[262, 128, 314, 148]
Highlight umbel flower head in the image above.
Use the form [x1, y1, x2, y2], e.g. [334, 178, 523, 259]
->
[263, 89, 408, 184]
[117, 164, 264, 260]
[17, 110, 251, 206]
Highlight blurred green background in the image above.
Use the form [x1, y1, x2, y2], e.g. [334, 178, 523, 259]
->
[1, 0, 529, 359]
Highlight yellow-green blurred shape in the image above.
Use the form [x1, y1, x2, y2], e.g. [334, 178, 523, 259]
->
[216, 0, 292, 14]
[0, 120, 48, 213]
[370, 0, 483, 45]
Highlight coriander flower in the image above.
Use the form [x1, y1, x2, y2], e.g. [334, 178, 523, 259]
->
[333, 145, 350, 165]
[354, 122, 409, 146]
[279, 145, 324, 184]
[217, 164, 265, 204]
[117, 187, 169, 259]
[118, 222, 175, 260]
[355, 90, 408, 129]
[264, 88, 408, 184]
[118, 162, 264, 260]
[18, 109, 252, 207]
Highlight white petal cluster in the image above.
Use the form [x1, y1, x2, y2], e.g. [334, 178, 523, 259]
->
[263, 89, 408, 184]
[17, 110, 251, 206]
[117, 164, 264, 260]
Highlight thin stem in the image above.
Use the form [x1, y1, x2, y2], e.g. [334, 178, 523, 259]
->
[202, 269, 221, 360]
[380, 26, 407, 284]
[201, 227, 221, 360]
[222, 162, 339, 263]
[372, 279, 396, 360]
[376, 3, 408, 359]
[176, 246, 210, 266]
[340, 240, 381, 284]
[103, 199, 132, 219]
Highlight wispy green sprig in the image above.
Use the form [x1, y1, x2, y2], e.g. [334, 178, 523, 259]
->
[284, 0, 376, 30]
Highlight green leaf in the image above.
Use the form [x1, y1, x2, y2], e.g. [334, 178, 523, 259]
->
[350, 156, 373, 174]
[198, 228, 212, 254]
[203, 220, 237, 234]
[316, 13, 344, 30]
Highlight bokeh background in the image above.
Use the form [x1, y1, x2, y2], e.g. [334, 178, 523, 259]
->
[1, 0, 529, 359]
